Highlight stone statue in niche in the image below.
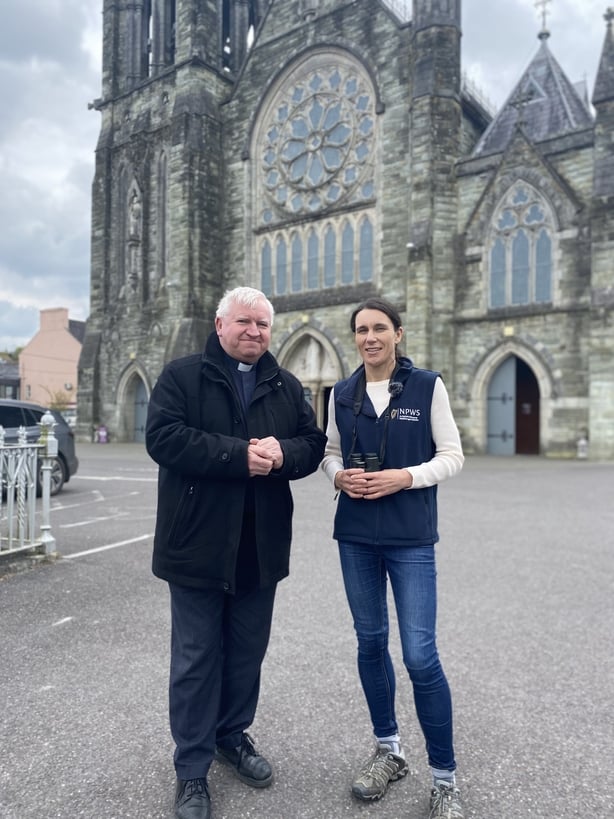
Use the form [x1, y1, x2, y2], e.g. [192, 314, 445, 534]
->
[127, 189, 143, 292]
[128, 190, 142, 239]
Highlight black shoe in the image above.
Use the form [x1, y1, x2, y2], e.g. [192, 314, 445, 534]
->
[175, 778, 211, 819]
[215, 732, 273, 788]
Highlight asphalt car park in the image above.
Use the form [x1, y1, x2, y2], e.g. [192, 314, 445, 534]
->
[1, 445, 612, 818]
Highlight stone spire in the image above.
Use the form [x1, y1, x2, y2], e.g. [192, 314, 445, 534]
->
[593, 7, 614, 105]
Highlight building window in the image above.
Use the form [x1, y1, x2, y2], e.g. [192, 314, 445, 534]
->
[324, 226, 336, 288]
[252, 48, 378, 296]
[307, 230, 319, 290]
[291, 233, 303, 292]
[358, 217, 373, 283]
[256, 215, 375, 295]
[261, 241, 272, 296]
[488, 183, 554, 308]
[276, 238, 288, 294]
[341, 222, 354, 284]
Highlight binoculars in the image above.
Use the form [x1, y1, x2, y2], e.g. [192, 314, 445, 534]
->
[349, 453, 381, 472]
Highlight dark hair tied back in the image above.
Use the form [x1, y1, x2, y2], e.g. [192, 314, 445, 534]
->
[350, 297, 402, 332]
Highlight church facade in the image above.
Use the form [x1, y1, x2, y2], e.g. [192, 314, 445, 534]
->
[78, 0, 614, 459]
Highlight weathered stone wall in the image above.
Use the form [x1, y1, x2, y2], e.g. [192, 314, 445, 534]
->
[79, 0, 614, 457]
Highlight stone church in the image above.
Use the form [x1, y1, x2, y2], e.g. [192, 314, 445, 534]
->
[78, 0, 614, 459]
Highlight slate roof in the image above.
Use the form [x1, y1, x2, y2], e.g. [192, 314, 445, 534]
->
[473, 32, 594, 158]
[69, 319, 86, 345]
[0, 360, 19, 386]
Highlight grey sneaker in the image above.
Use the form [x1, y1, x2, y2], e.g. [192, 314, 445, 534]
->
[429, 780, 465, 819]
[351, 743, 409, 801]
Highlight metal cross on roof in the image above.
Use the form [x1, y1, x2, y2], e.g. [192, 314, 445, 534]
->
[535, 0, 552, 32]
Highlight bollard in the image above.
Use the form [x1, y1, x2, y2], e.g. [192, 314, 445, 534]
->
[39, 411, 57, 554]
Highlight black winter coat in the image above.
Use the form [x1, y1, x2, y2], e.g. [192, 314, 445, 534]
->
[146, 333, 327, 592]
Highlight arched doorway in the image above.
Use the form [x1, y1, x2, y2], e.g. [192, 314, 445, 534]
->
[277, 329, 343, 429]
[117, 367, 150, 442]
[487, 356, 540, 454]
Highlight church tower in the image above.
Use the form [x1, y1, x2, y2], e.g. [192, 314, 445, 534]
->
[79, 1, 261, 440]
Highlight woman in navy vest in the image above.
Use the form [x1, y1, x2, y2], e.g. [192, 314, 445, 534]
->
[321, 298, 465, 819]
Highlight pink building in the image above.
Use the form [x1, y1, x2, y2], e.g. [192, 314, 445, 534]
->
[19, 308, 86, 415]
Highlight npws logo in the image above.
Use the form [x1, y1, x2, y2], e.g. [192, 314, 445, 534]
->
[391, 408, 421, 422]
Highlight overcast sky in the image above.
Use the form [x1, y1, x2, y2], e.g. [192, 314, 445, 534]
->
[0, 0, 609, 350]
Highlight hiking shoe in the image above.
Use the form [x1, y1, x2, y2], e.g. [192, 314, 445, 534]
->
[215, 732, 273, 788]
[351, 743, 409, 801]
[429, 780, 465, 819]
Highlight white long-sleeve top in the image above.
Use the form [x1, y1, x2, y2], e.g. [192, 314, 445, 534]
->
[321, 376, 464, 489]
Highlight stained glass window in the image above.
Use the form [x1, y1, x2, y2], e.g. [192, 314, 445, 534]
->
[307, 231, 319, 290]
[341, 223, 354, 284]
[489, 183, 553, 308]
[254, 51, 377, 295]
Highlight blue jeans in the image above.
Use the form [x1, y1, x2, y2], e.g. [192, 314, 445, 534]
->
[338, 541, 455, 772]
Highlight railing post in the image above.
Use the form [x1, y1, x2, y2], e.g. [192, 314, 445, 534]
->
[38, 411, 57, 555]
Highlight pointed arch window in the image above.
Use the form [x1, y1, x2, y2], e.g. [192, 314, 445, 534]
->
[291, 234, 303, 292]
[307, 231, 319, 289]
[276, 238, 288, 294]
[358, 217, 373, 282]
[341, 223, 354, 284]
[261, 241, 272, 296]
[252, 49, 379, 296]
[511, 230, 529, 304]
[324, 227, 336, 288]
[488, 183, 554, 308]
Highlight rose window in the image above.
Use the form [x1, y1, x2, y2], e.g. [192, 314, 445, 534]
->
[260, 65, 375, 224]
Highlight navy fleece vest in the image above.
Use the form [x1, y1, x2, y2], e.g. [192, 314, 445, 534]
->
[333, 360, 439, 547]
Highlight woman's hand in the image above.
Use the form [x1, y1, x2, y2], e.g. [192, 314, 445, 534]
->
[335, 468, 412, 499]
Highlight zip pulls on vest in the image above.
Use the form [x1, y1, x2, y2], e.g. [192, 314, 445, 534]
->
[347, 365, 402, 472]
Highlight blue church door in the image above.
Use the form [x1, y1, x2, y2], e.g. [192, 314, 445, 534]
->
[487, 356, 540, 455]
[487, 357, 516, 455]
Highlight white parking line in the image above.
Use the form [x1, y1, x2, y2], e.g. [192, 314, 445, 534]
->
[60, 513, 131, 529]
[74, 475, 157, 482]
[51, 490, 105, 511]
[52, 617, 74, 627]
[63, 534, 153, 559]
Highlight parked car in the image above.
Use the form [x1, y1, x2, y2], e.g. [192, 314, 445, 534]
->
[0, 399, 79, 495]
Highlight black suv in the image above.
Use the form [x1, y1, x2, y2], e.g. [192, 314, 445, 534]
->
[0, 399, 79, 495]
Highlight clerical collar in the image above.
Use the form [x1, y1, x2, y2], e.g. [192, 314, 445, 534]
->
[237, 362, 254, 372]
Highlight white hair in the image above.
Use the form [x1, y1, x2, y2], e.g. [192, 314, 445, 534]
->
[215, 286, 274, 325]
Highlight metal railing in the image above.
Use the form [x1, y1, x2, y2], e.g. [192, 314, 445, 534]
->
[0, 413, 57, 558]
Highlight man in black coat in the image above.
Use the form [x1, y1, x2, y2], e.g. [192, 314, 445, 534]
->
[146, 287, 326, 819]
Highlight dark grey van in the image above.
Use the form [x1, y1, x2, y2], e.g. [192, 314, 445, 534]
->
[0, 399, 79, 495]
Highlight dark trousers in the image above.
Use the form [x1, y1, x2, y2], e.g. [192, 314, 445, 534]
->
[168, 582, 277, 780]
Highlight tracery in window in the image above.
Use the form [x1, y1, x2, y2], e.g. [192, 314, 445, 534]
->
[488, 183, 554, 309]
[253, 49, 378, 295]
[258, 216, 374, 297]
[259, 60, 375, 223]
